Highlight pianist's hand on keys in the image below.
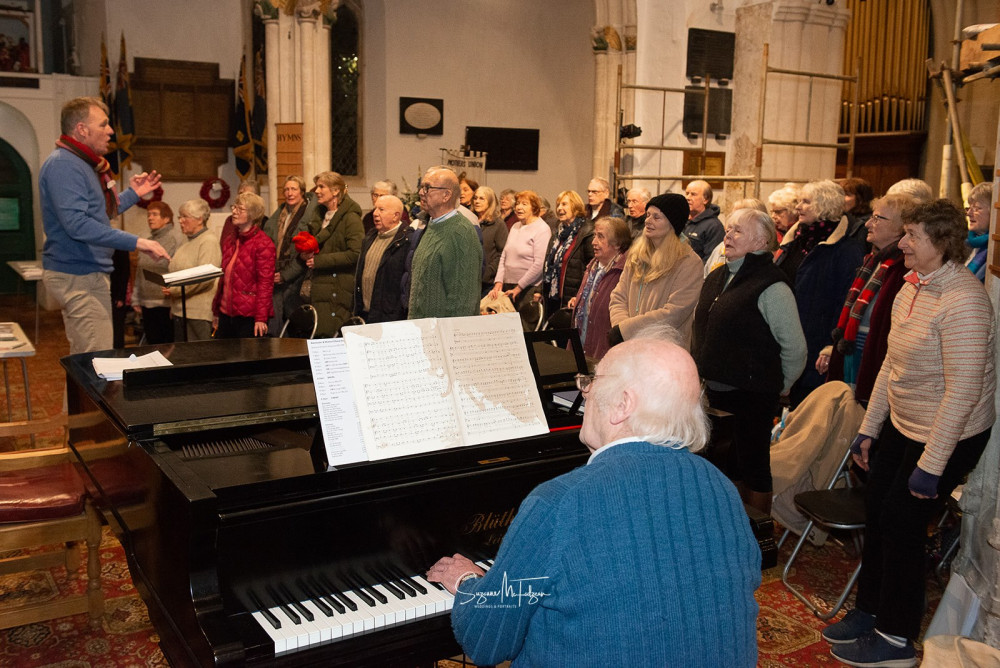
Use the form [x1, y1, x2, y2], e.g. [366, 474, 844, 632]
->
[426, 553, 488, 594]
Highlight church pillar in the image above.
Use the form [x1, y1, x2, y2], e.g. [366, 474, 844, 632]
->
[315, 19, 332, 174]
[728, 0, 850, 201]
[297, 6, 318, 181]
[591, 0, 635, 187]
[263, 16, 280, 199]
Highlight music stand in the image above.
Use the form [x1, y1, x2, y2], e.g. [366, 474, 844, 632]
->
[143, 268, 223, 342]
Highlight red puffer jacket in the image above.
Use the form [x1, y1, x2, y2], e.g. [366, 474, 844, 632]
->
[212, 225, 276, 323]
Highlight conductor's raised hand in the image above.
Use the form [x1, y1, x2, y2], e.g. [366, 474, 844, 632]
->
[130, 170, 163, 197]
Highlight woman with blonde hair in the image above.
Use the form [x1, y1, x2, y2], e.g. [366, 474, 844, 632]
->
[608, 193, 703, 350]
[542, 190, 592, 316]
[472, 186, 508, 294]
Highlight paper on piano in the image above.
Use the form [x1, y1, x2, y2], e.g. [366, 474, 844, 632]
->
[305, 338, 367, 466]
[92, 351, 172, 381]
[162, 264, 223, 284]
[338, 312, 548, 461]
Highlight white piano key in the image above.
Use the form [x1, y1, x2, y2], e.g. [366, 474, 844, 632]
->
[252, 610, 294, 654]
[250, 565, 495, 656]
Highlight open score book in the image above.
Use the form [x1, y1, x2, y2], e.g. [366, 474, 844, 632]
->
[307, 313, 549, 467]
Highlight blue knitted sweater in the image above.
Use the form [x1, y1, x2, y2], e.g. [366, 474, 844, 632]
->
[39, 146, 140, 275]
[451, 440, 761, 667]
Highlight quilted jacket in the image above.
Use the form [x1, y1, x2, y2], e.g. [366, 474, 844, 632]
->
[212, 224, 276, 323]
[307, 195, 364, 337]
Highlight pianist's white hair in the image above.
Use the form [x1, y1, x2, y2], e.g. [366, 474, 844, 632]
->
[593, 324, 710, 452]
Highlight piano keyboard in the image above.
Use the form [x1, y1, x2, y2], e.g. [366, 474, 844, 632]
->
[250, 560, 493, 655]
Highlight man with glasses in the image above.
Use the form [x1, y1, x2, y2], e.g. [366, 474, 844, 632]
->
[427, 324, 760, 666]
[584, 177, 624, 221]
[407, 167, 482, 319]
[40, 96, 170, 354]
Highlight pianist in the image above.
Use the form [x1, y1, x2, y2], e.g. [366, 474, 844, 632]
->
[426, 326, 761, 666]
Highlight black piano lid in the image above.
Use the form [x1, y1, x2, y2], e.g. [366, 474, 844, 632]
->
[61, 338, 319, 441]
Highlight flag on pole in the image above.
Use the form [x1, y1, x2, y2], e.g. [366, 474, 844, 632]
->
[252, 47, 267, 175]
[232, 55, 254, 180]
[99, 34, 120, 178]
[114, 32, 135, 172]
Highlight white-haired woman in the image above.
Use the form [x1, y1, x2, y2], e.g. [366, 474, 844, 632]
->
[211, 192, 275, 338]
[692, 208, 806, 513]
[163, 198, 221, 341]
[774, 179, 865, 405]
[767, 184, 800, 245]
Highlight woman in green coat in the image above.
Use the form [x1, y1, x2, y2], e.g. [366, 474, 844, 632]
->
[304, 171, 364, 337]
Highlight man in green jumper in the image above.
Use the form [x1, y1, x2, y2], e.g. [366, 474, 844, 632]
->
[408, 167, 482, 319]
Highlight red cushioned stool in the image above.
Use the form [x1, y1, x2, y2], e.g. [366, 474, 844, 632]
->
[0, 415, 104, 629]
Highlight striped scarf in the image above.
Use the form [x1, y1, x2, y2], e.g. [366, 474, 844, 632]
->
[56, 135, 119, 219]
[832, 241, 901, 353]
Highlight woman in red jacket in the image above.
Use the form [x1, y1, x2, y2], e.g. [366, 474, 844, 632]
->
[212, 192, 276, 338]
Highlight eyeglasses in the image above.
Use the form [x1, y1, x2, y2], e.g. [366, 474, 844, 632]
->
[870, 213, 891, 223]
[231, 205, 247, 213]
[419, 184, 449, 194]
[967, 203, 984, 213]
[575, 373, 613, 393]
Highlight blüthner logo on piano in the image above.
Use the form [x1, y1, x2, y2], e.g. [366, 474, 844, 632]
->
[460, 508, 517, 546]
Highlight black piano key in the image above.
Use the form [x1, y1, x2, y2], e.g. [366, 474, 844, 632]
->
[249, 589, 281, 629]
[382, 565, 418, 597]
[296, 578, 333, 617]
[341, 573, 377, 607]
[369, 567, 407, 600]
[279, 583, 314, 622]
[318, 574, 358, 612]
[266, 585, 300, 625]
[309, 575, 346, 614]
[386, 565, 427, 595]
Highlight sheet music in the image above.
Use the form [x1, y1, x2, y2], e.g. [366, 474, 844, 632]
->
[342, 319, 462, 460]
[162, 264, 223, 284]
[442, 314, 548, 445]
[92, 351, 172, 381]
[306, 338, 367, 466]
[341, 313, 547, 460]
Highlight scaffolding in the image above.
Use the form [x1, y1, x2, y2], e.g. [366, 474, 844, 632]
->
[614, 44, 860, 199]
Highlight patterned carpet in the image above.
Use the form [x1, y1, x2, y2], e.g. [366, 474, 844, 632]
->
[0, 294, 945, 666]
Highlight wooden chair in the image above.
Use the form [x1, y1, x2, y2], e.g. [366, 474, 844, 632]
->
[0, 413, 104, 629]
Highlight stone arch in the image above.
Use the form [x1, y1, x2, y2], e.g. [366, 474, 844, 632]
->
[0, 101, 42, 258]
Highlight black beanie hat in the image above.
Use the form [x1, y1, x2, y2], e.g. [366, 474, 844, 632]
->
[645, 193, 689, 237]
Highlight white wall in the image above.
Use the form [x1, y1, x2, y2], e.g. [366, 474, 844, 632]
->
[367, 0, 596, 205]
[631, 0, 735, 200]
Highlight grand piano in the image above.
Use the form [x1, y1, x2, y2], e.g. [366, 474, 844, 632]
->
[62, 335, 776, 667]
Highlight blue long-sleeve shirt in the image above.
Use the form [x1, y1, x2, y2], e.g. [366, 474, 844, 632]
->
[451, 440, 761, 667]
[40, 146, 140, 275]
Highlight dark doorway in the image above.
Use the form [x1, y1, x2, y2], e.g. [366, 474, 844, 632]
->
[0, 138, 36, 295]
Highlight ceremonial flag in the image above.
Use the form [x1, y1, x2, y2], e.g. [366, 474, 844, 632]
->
[232, 55, 254, 179]
[114, 32, 135, 172]
[252, 47, 267, 175]
[99, 34, 120, 178]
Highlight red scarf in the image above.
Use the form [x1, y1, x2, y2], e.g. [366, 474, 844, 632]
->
[833, 243, 901, 352]
[55, 134, 119, 219]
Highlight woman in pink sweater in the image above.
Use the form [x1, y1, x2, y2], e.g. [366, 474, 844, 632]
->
[826, 200, 996, 666]
[489, 190, 552, 308]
